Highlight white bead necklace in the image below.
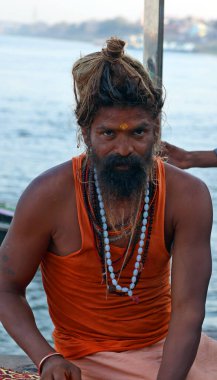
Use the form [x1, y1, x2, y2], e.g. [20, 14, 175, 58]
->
[94, 168, 150, 298]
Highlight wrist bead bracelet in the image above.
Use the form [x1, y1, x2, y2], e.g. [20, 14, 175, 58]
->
[38, 352, 63, 375]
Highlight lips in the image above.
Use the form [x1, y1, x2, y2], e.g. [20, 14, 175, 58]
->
[115, 164, 129, 170]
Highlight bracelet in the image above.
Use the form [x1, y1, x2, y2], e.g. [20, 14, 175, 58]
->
[214, 148, 217, 156]
[38, 352, 63, 375]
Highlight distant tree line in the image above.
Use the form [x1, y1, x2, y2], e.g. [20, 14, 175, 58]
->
[1, 17, 217, 53]
[1, 17, 141, 42]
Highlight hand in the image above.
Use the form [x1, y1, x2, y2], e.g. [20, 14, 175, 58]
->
[40, 355, 82, 380]
[161, 142, 190, 169]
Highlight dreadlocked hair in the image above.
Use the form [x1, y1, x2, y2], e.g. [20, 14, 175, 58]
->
[72, 36, 164, 148]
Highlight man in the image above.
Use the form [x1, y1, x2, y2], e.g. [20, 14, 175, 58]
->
[0, 37, 216, 380]
[162, 142, 217, 169]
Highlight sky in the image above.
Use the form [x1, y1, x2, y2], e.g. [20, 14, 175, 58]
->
[0, 0, 216, 24]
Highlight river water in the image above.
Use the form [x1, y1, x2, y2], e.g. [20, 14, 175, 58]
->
[0, 35, 216, 354]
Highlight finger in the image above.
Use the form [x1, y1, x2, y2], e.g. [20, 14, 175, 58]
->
[53, 367, 81, 380]
[41, 374, 55, 380]
[70, 367, 82, 380]
[68, 367, 82, 380]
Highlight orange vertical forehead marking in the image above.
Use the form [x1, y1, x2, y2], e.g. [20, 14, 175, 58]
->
[119, 123, 129, 130]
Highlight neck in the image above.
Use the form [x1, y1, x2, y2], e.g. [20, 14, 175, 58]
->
[103, 194, 143, 232]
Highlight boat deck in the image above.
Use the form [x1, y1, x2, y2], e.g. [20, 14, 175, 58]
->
[0, 355, 36, 372]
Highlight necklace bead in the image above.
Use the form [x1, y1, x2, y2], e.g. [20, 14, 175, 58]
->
[122, 287, 128, 293]
[137, 255, 142, 262]
[94, 168, 150, 298]
[100, 209, 105, 216]
[141, 226, 146, 233]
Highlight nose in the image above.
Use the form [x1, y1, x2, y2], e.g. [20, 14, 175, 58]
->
[114, 134, 134, 157]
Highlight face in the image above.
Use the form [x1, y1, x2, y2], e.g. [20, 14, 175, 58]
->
[83, 106, 159, 200]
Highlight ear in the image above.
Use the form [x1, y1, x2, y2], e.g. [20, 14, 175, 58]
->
[81, 127, 91, 147]
[153, 119, 161, 144]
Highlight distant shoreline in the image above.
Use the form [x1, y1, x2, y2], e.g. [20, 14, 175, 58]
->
[1, 16, 217, 55]
[1, 33, 217, 56]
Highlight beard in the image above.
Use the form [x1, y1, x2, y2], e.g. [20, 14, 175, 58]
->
[90, 150, 153, 201]
[89, 149, 153, 231]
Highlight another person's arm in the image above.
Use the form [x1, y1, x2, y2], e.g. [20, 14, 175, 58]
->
[157, 166, 212, 380]
[0, 176, 81, 379]
[162, 142, 217, 168]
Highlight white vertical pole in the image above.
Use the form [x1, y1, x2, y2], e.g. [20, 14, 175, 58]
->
[143, 0, 165, 86]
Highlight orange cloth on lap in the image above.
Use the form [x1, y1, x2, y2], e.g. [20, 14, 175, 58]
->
[41, 155, 171, 360]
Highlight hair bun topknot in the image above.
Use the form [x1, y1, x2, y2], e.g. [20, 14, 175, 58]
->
[102, 37, 125, 60]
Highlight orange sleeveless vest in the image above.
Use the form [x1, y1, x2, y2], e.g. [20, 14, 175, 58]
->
[41, 155, 171, 360]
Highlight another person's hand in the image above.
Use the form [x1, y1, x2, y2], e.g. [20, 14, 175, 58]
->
[162, 142, 217, 169]
[40, 355, 82, 380]
[161, 142, 190, 169]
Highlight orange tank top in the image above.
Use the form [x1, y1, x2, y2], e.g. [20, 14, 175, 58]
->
[41, 155, 171, 360]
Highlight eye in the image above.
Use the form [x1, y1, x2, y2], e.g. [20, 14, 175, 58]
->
[103, 129, 114, 137]
[133, 128, 145, 136]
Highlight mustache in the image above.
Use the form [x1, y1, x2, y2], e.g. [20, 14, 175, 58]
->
[100, 154, 145, 170]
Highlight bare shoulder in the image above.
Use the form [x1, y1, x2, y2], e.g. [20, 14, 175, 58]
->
[164, 162, 211, 201]
[164, 162, 213, 228]
[21, 160, 73, 201]
[5, 159, 75, 248]
[165, 161, 207, 189]
[14, 160, 74, 216]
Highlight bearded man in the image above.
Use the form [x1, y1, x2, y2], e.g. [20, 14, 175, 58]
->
[0, 37, 217, 380]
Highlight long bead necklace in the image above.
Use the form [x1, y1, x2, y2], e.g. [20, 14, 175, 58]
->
[94, 167, 150, 298]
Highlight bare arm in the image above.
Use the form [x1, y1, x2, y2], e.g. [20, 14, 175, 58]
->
[157, 170, 212, 380]
[0, 173, 81, 379]
[162, 142, 217, 169]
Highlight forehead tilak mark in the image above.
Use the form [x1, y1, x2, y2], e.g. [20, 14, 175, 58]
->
[119, 123, 129, 130]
